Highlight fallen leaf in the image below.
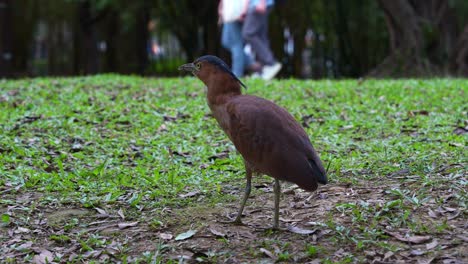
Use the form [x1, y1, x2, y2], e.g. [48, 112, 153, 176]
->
[383, 251, 394, 260]
[456, 234, 468, 242]
[158, 233, 173, 240]
[385, 231, 431, 244]
[287, 225, 317, 235]
[426, 239, 438, 250]
[117, 208, 125, 220]
[175, 229, 197, 241]
[17, 241, 33, 251]
[410, 249, 426, 256]
[305, 221, 328, 227]
[207, 150, 230, 161]
[32, 250, 54, 264]
[334, 248, 345, 256]
[16, 227, 30, 233]
[209, 228, 226, 238]
[158, 124, 168, 132]
[417, 257, 435, 264]
[452, 127, 467, 135]
[443, 206, 457, 212]
[259, 248, 275, 259]
[118, 221, 138, 229]
[95, 207, 107, 215]
[427, 209, 439, 218]
[282, 186, 298, 194]
[408, 110, 429, 116]
[179, 191, 200, 198]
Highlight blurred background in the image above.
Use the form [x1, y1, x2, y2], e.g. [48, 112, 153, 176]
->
[0, 0, 467, 79]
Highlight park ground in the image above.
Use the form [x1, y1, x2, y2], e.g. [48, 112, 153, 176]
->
[0, 77, 466, 263]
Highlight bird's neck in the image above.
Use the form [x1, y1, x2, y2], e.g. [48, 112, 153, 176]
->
[205, 79, 242, 107]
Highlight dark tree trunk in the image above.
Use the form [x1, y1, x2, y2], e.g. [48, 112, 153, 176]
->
[452, 25, 468, 76]
[135, 2, 150, 74]
[370, 0, 459, 77]
[79, 0, 100, 74]
[0, 0, 13, 77]
[105, 10, 118, 72]
[200, 3, 219, 56]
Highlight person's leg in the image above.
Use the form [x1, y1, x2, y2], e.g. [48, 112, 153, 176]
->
[242, 10, 276, 66]
[221, 24, 232, 50]
[230, 22, 246, 77]
[223, 22, 245, 77]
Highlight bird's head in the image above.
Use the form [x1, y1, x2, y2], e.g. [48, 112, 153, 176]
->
[179, 55, 246, 90]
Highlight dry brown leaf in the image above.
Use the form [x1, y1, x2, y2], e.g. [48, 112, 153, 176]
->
[417, 257, 435, 264]
[117, 208, 125, 220]
[95, 207, 107, 215]
[456, 235, 468, 242]
[179, 191, 200, 198]
[175, 229, 197, 241]
[16, 227, 30, 233]
[305, 221, 328, 227]
[385, 231, 432, 244]
[259, 248, 275, 259]
[408, 110, 429, 116]
[117, 221, 138, 229]
[410, 249, 426, 256]
[334, 248, 345, 257]
[452, 127, 467, 135]
[209, 228, 226, 238]
[158, 233, 173, 240]
[427, 209, 439, 218]
[158, 124, 168, 132]
[32, 250, 54, 264]
[17, 241, 33, 251]
[383, 251, 394, 260]
[287, 225, 317, 235]
[443, 206, 457, 212]
[426, 239, 438, 250]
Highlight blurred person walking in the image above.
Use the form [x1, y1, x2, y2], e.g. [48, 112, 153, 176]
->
[219, 0, 260, 77]
[242, 0, 282, 80]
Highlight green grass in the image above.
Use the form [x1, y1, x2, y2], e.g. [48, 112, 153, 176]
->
[0, 76, 466, 263]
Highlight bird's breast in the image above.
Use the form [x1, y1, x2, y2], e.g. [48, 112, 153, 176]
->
[209, 104, 231, 134]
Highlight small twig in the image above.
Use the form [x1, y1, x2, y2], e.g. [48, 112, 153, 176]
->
[0, 188, 14, 194]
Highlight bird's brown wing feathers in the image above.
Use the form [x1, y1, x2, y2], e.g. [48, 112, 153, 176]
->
[222, 95, 326, 190]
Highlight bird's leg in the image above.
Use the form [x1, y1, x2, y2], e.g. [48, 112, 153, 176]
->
[233, 166, 252, 224]
[273, 178, 281, 229]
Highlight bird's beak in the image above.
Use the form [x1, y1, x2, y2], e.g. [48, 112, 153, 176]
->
[178, 63, 198, 74]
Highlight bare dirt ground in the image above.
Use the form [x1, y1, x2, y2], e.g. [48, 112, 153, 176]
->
[1, 174, 466, 263]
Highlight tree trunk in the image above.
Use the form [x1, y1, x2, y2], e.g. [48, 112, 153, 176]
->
[370, 0, 461, 77]
[0, 0, 13, 77]
[452, 25, 468, 76]
[105, 10, 118, 72]
[79, 0, 99, 74]
[135, 2, 150, 75]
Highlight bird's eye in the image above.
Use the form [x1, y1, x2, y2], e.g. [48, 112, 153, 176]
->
[196, 62, 202, 69]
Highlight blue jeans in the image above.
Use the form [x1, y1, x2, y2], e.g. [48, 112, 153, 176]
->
[221, 21, 254, 77]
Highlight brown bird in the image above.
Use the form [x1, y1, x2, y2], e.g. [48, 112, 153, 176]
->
[179, 55, 327, 229]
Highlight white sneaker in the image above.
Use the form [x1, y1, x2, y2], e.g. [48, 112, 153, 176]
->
[261, 62, 282, 80]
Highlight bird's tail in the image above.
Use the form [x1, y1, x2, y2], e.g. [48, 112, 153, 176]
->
[308, 158, 328, 185]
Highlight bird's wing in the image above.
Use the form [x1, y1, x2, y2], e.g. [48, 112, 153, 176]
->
[225, 95, 317, 172]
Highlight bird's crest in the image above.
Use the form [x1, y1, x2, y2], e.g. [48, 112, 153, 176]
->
[195, 55, 247, 89]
